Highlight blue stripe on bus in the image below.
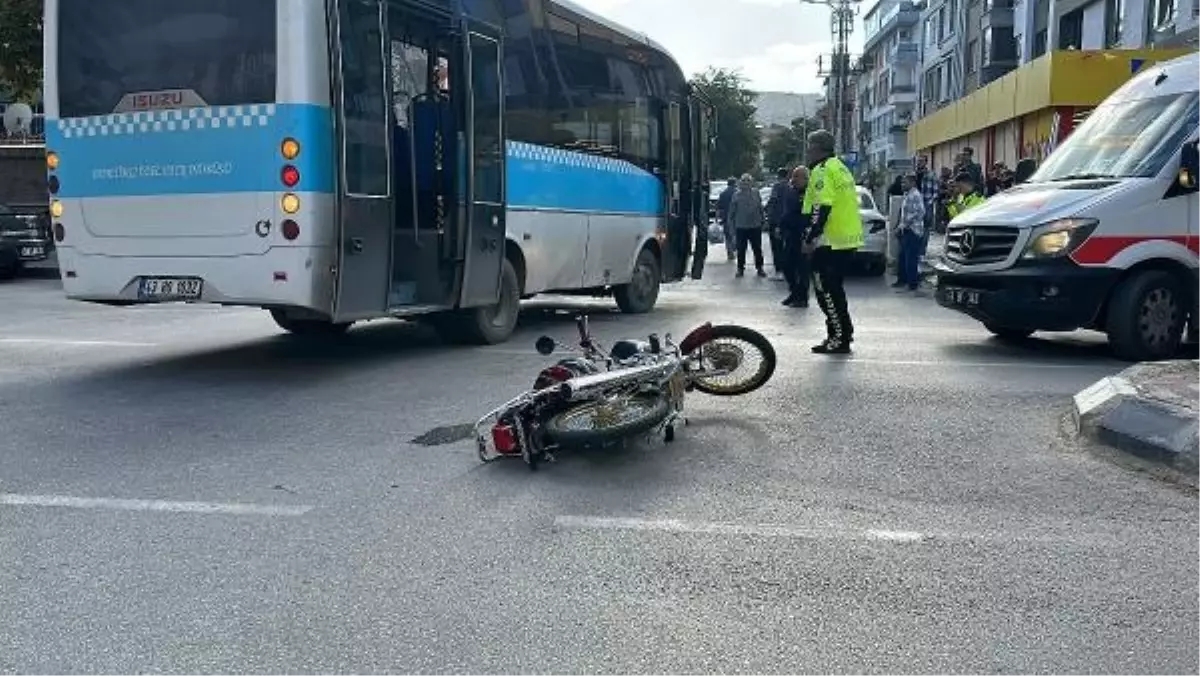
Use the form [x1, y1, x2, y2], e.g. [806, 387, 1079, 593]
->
[46, 103, 336, 198]
[505, 141, 664, 216]
[45, 104, 664, 216]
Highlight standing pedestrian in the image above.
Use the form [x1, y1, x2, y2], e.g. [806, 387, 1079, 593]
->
[779, 165, 811, 308]
[915, 155, 939, 251]
[892, 173, 926, 292]
[764, 168, 790, 277]
[947, 171, 986, 220]
[802, 130, 863, 354]
[717, 177, 737, 261]
[727, 173, 767, 278]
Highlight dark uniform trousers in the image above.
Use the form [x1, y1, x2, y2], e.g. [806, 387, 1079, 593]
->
[811, 246, 855, 345]
[782, 230, 810, 301]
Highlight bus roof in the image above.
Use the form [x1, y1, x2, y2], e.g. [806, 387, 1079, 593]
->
[548, 0, 679, 63]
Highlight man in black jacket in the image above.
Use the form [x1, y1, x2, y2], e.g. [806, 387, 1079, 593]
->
[764, 168, 790, 277]
[778, 166, 811, 308]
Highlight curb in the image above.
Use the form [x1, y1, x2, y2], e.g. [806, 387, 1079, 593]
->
[1072, 360, 1199, 476]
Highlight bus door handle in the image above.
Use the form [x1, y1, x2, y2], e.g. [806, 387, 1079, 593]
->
[348, 237, 364, 254]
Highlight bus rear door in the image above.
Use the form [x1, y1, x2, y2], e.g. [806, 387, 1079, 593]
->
[330, 0, 393, 322]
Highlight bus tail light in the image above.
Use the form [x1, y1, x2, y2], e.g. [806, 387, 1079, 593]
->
[50, 200, 64, 218]
[281, 165, 300, 188]
[281, 193, 300, 214]
[53, 223, 65, 242]
[46, 151, 59, 170]
[281, 219, 300, 241]
[281, 138, 300, 160]
[48, 175, 60, 195]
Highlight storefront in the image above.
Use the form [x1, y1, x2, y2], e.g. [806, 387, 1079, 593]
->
[908, 48, 1195, 173]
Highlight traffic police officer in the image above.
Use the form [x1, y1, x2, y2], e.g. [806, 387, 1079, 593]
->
[946, 171, 987, 220]
[802, 130, 863, 354]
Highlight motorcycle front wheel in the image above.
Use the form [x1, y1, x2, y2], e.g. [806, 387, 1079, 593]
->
[687, 325, 777, 396]
[543, 394, 671, 447]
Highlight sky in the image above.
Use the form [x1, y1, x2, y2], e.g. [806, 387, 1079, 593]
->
[573, 0, 867, 94]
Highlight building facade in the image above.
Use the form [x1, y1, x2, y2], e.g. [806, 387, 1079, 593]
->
[908, 0, 1196, 175]
[856, 0, 922, 175]
[908, 47, 1194, 172]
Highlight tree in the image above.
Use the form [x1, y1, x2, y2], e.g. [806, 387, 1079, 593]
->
[761, 116, 818, 175]
[690, 67, 760, 180]
[0, 0, 43, 102]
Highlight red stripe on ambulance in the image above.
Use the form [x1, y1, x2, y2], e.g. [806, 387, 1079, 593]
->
[1070, 235, 1200, 265]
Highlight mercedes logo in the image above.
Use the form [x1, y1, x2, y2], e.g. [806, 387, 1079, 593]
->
[959, 229, 975, 255]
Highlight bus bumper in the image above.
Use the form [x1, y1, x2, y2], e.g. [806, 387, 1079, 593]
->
[55, 246, 335, 312]
[933, 258, 1117, 332]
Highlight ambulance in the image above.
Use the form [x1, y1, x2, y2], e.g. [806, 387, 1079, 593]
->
[934, 51, 1199, 361]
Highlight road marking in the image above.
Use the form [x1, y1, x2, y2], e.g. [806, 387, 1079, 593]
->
[554, 515, 931, 543]
[0, 338, 157, 348]
[0, 493, 312, 517]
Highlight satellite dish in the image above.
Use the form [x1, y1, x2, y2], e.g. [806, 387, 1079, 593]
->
[2, 103, 34, 137]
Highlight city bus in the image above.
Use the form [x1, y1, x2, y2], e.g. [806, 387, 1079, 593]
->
[43, 0, 714, 343]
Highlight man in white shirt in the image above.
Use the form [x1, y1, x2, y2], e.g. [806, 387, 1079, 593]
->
[892, 173, 926, 292]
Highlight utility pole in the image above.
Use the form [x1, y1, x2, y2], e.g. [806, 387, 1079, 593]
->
[805, 0, 861, 155]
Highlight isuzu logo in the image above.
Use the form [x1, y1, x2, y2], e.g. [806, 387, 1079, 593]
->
[112, 89, 209, 114]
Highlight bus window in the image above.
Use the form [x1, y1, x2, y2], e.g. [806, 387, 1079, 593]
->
[57, 0, 277, 118]
[337, 0, 390, 197]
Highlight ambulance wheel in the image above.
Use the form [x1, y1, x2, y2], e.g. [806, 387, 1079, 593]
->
[1106, 270, 1185, 362]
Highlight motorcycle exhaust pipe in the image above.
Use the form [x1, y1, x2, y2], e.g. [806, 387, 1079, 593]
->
[560, 360, 677, 401]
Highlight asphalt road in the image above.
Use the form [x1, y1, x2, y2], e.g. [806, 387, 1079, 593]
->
[1, 261, 1196, 674]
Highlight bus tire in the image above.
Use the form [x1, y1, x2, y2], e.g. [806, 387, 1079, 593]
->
[614, 248, 660, 314]
[1105, 269, 1186, 362]
[270, 309, 352, 338]
[439, 258, 521, 345]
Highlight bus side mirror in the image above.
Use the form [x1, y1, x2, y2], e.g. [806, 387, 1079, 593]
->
[1179, 141, 1198, 190]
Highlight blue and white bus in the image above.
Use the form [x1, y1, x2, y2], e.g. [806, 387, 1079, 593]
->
[43, 0, 714, 343]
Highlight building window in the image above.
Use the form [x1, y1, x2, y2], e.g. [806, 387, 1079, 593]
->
[966, 38, 978, 72]
[937, 6, 948, 40]
[982, 26, 1017, 64]
[1105, 0, 1125, 45]
[1148, 0, 1176, 32]
[1059, 9, 1084, 48]
[1033, 28, 1048, 56]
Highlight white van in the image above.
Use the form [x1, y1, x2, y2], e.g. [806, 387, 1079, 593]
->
[934, 51, 1199, 361]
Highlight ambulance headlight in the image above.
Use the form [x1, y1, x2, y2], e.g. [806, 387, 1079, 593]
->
[1022, 218, 1098, 259]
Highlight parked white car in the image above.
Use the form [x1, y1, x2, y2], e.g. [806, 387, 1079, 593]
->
[856, 186, 888, 276]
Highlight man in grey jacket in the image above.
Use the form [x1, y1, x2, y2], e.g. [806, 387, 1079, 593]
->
[727, 173, 767, 278]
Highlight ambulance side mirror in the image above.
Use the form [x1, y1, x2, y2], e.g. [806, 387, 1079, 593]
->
[1179, 141, 1198, 190]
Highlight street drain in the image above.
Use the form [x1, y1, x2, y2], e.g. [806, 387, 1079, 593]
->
[411, 423, 475, 446]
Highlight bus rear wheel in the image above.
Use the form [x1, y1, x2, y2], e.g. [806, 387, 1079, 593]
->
[434, 258, 521, 345]
[270, 309, 352, 338]
[614, 248, 661, 314]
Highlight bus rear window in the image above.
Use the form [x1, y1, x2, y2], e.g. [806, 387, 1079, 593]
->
[57, 0, 277, 119]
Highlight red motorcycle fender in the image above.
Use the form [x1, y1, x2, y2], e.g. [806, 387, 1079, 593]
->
[679, 322, 715, 355]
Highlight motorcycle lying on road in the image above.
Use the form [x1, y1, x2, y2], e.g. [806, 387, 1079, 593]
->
[474, 315, 777, 470]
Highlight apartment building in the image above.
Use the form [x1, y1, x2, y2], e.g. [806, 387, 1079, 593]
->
[855, 0, 922, 174]
[918, 0, 1021, 116]
[1017, 0, 1198, 59]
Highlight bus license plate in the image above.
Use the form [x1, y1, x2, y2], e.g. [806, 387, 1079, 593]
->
[942, 286, 980, 307]
[137, 277, 203, 301]
[19, 246, 43, 258]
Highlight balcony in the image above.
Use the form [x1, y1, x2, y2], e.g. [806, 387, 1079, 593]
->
[888, 41, 921, 66]
[981, 0, 1015, 31]
[863, 2, 921, 51]
[887, 80, 918, 105]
